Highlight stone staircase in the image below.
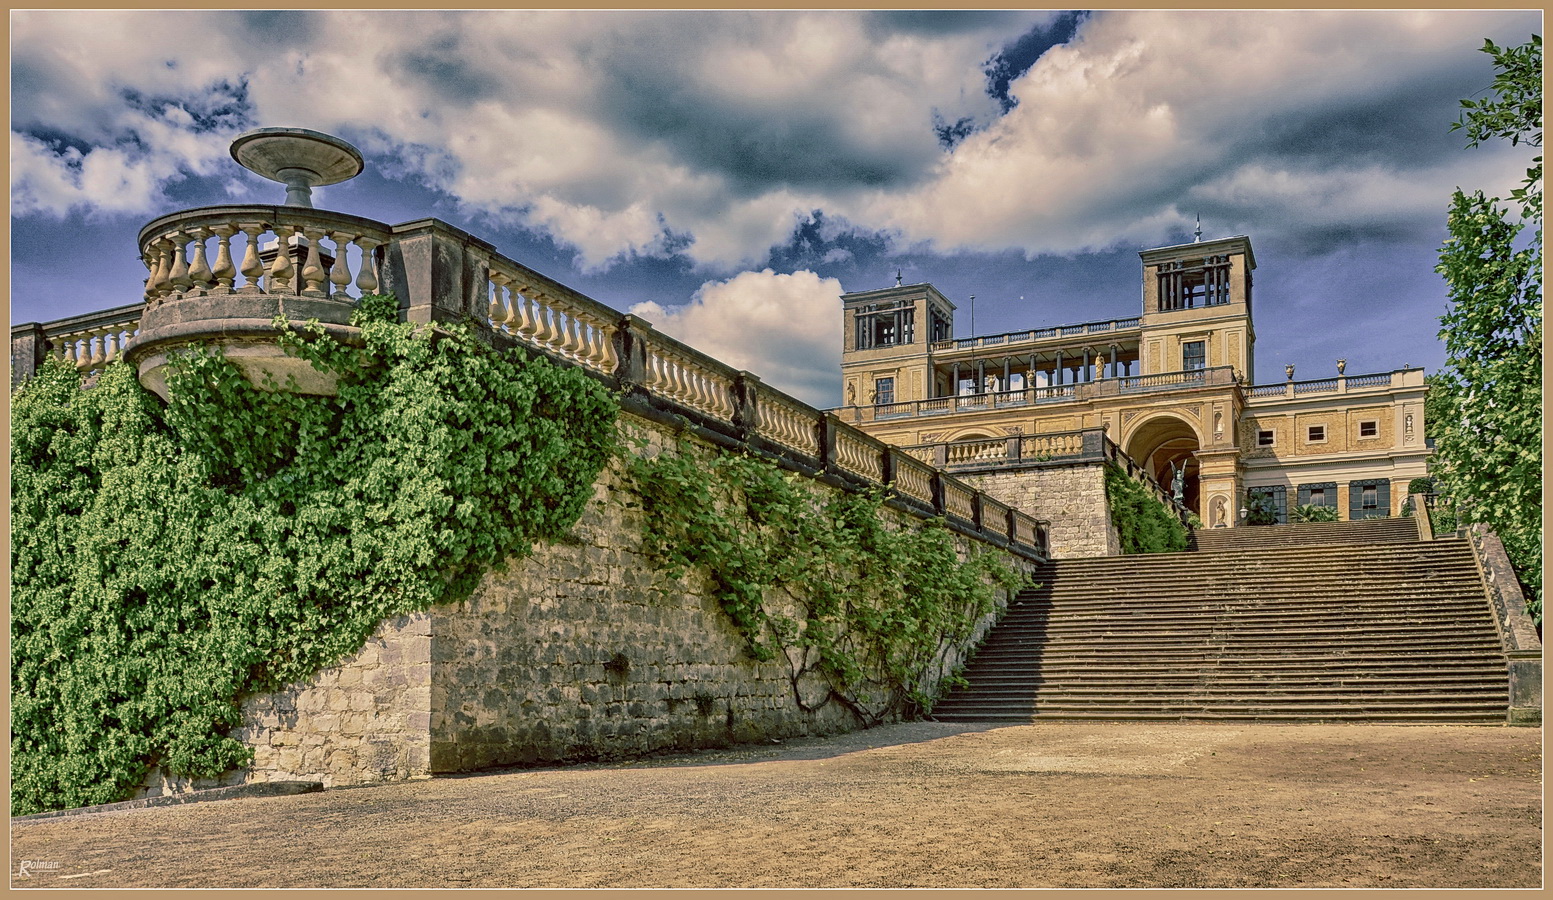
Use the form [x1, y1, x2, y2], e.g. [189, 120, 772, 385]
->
[933, 520, 1511, 724]
[1192, 516, 1420, 551]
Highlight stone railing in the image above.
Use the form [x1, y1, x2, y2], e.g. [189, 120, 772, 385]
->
[136, 205, 393, 304]
[930, 315, 1142, 352]
[845, 366, 1236, 425]
[901, 426, 1191, 525]
[1244, 369, 1415, 402]
[11, 303, 146, 385]
[11, 207, 1051, 563]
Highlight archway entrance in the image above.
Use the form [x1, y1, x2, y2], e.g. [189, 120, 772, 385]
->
[1123, 415, 1203, 513]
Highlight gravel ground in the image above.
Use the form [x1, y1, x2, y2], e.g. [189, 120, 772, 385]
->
[9, 721, 1542, 889]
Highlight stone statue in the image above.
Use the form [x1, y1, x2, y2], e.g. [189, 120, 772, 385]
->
[1170, 462, 1186, 502]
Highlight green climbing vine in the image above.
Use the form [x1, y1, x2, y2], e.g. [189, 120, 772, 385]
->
[629, 446, 1025, 724]
[9, 295, 618, 815]
[1103, 462, 1190, 553]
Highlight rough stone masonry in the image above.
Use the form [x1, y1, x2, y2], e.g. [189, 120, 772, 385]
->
[138, 411, 1036, 798]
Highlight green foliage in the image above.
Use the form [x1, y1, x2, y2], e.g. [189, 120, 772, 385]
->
[1434, 34, 1542, 623]
[629, 448, 1024, 721]
[1103, 463, 1189, 553]
[1243, 492, 1280, 527]
[1290, 503, 1338, 524]
[9, 297, 618, 815]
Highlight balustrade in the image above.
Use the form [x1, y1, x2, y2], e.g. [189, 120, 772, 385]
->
[754, 389, 822, 457]
[890, 453, 936, 506]
[834, 428, 886, 482]
[484, 258, 618, 377]
[137, 206, 391, 305]
[930, 315, 1142, 352]
[942, 481, 977, 523]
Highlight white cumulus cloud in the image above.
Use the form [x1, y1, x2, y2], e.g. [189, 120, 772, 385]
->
[628, 269, 844, 407]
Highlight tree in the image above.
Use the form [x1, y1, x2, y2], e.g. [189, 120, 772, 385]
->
[1432, 35, 1542, 622]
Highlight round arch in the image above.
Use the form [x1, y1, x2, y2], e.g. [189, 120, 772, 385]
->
[1122, 414, 1204, 513]
[941, 429, 1001, 443]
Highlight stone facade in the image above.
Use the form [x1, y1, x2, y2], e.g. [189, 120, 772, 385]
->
[962, 463, 1119, 559]
[838, 235, 1429, 530]
[137, 411, 1034, 797]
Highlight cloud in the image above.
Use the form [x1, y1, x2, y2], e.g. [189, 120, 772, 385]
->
[869, 9, 1540, 257]
[9, 8, 1540, 273]
[8, 9, 1046, 267]
[628, 269, 844, 407]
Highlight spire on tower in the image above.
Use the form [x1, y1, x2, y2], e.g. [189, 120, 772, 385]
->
[1194, 214, 1203, 243]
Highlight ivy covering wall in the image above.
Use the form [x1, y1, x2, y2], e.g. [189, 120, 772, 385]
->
[9, 296, 618, 815]
[630, 447, 1025, 724]
[1103, 462, 1190, 553]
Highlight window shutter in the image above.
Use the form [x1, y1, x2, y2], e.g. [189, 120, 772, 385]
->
[1377, 480, 1390, 515]
[1349, 481, 1364, 520]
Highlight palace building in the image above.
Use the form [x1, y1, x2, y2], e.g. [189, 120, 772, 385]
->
[836, 235, 1429, 527]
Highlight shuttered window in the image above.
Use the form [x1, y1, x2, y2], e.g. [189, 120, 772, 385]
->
[1348, 479, 1390, 519]
[1246, 485, 1287, 525]
[1297, 482, 1338, 508]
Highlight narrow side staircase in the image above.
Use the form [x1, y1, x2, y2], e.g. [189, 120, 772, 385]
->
[933, 519, 1510, 724]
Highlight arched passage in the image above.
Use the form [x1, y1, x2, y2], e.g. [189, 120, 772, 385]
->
[1123, 415, 1203, 513]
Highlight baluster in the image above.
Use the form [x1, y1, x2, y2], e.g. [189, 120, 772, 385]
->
[580, 320, 603, 367]
[518, 293, 539, 338]
[104, 331, 121, 365]
[141, 250, 157, 303]
[534, 300, 557, 347]
[62, 337, 81, 369]
[88, 332, 107, 369]
[238, 224, 266, 292]
[563, 315, 584, 357]
[354, 237, 380, 295]
[269, 227, 297, 293]
[300, 227, 327, 295]
[185, 227, 213, 292]
[667, 355, 688, 402]
[488, 273, 511, 328]
[210, 225, 237, 293]
[168, 232, 192, 293]
[329, 231, 355, 298]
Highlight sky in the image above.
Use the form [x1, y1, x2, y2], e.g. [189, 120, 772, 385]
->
[8, 8, 1542, 408]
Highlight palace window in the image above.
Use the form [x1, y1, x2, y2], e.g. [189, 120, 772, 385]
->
[874, 377, 894, 406]
[1307, 424, 1326, 443]
[1182, 340, 1206, 371]
[1256, 429, 1275, 447]
[1246, 485, 1287, 525]
[1359, 420, 1379, 438]
[1347, 479, 1390, 519]
[1298, 482, 1338, 508]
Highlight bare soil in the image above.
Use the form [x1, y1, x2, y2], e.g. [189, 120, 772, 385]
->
[9, 721, 1542, 889]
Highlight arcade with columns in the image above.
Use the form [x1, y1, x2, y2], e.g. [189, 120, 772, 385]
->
[838, 235, 1429, 528]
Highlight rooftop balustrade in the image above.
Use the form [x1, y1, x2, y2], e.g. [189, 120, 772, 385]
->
[1243, 368, 1420, 402]
[930, 315, 1142, 353]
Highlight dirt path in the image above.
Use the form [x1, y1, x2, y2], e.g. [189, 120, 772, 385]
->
[9, 721, 1542, 889]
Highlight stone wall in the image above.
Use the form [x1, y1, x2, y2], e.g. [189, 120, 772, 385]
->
[962, 462, 1119, 559]
[138, 411, 1034, 796]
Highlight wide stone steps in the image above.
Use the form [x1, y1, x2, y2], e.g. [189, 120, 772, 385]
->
[933, 531, 1509, 724]
[1192, 518, 1421, 551]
